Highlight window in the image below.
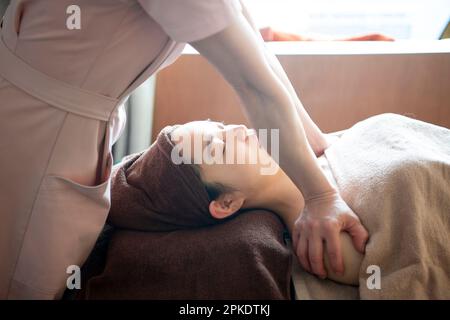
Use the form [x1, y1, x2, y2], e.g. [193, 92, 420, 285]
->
[243, 0, 450, 39]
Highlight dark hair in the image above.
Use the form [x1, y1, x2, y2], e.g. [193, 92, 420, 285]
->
[167, 128, 233, 201]
[191, 164, 234, 201]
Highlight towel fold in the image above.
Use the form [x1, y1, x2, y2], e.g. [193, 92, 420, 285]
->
[82, 211, 292, 299]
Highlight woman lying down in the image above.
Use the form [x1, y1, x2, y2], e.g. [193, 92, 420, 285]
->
[109, 113, 450, 299]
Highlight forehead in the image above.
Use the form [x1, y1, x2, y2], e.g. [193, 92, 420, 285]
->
[170, 121, 223, 149]
[174, 120, 221, 137]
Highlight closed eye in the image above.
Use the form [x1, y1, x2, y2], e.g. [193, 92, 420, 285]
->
[206, 135, 226, 156]
[214, 122, 226, 154]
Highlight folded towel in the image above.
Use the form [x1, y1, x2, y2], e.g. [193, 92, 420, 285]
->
[81, 211, 292, 299]
[293, 113, 450, 299]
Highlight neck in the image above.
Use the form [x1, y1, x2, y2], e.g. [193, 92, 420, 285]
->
[245, 169, 304, 234]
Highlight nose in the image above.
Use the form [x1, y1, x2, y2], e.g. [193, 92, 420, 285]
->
[246, 128, 257, 137]
[227, 125, 248, 141]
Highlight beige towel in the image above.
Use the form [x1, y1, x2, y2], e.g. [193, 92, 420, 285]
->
[293, 113, 450, 299]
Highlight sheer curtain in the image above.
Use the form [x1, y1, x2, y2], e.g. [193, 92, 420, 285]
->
[0, 0, 10, 19]
[112, 76, 156, 164]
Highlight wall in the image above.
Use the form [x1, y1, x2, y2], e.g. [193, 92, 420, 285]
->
[152, 42, 450, 140]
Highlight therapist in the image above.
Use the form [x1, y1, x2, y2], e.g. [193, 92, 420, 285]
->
[0, 0, 368, 299]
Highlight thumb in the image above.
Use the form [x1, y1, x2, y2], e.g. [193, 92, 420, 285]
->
[342, 215, 369, 253]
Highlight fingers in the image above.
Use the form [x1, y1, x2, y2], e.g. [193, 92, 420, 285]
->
[324, 228, 344, 275]
[308, 235, 327, 279]
[343, 216, 369, 253]
[296, 234, 311, 273]
[351, 224, 369, 253]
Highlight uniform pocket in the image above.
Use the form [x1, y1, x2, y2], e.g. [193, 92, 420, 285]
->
[11, 152, 113, 299]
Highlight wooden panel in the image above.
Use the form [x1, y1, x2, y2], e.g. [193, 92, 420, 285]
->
[152, 51, 450, 140]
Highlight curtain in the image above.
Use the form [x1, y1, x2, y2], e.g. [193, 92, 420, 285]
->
[112, 76, 156, 164]
[0, 0, 10, 19]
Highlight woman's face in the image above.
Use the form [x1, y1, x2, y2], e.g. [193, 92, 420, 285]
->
[170, 120, 279, 195]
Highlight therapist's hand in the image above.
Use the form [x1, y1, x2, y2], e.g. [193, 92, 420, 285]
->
[292, 190, 369, 279]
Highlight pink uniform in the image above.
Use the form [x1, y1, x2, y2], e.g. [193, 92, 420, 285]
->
[0, 0, 241, 299]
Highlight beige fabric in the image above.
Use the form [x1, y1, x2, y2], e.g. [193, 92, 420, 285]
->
[0, 0, 241, 299]
[292, 113, 450, 300]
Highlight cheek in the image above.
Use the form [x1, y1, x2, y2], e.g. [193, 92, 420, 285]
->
[231, 164, 263, 191]
[201, 162, 262, 192]
[201, 164, 247, 190]
[233, 140, 258, 165]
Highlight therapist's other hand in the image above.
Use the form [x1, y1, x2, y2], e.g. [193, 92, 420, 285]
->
[292, 190, 369, 279]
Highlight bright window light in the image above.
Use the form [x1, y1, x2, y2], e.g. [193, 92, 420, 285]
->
[243, 0, 450, 39]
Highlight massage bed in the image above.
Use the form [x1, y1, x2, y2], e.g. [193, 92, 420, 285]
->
[75, 113, 450, 300]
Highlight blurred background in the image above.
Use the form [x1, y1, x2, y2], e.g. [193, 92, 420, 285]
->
[1, 0, 449, 39]
[244, 0, 450, 40]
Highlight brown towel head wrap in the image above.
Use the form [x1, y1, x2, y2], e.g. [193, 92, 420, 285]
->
[108, 125, 222, 231]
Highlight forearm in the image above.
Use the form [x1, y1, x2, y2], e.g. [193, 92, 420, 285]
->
[236, 84, 336, 198]
[239, 0, 328, 156]
[246, 91, 361, 284]
[262, 50, 328, 156]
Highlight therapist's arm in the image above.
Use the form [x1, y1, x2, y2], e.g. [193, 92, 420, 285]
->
[190, 11, 369, 279]
[190, 13, 332, 200]
[238, 1, 330, 157]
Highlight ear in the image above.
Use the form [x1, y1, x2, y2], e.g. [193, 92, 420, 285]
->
[209, 192, 245, 219]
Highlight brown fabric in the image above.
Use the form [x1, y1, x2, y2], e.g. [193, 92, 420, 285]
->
[108, 125, 221, 232]
[87, 127, 293, 299]
[82, 211, 292, 300]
